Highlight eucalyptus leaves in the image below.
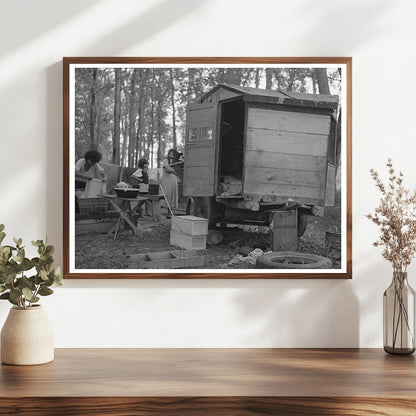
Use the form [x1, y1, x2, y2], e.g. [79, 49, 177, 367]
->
[0, 224, 62, 309]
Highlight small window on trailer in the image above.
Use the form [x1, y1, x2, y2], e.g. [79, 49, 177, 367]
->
[188, 127, 213, 142]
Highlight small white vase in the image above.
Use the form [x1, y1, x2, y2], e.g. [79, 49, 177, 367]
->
[1, 305, 54, 365]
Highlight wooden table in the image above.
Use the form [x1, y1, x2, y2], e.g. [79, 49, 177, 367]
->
[100, 194, 164, 239]
[1, 349, 415, 415]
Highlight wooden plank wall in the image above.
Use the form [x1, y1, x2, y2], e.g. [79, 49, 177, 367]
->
[187, 105, 216, 128]
[184, 104, 217, 196]
[245, 107, 331, 204]
[325, 162, 337, 206]
[184, 145, 215, 196]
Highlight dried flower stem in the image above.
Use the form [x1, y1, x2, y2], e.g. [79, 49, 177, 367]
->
[366, 159, 416, 272]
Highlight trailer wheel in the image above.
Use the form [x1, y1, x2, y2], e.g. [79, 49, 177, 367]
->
[297, 213, 307, 237]
[256, 251, 332, 269]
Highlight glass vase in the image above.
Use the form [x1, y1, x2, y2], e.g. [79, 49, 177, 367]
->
[383, 271, 415, 355]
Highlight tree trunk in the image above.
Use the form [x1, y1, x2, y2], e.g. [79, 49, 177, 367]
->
[255, 68, 261, 88]
[312, 70, 318, 94]
[89, 68, 98, 150]
[113, 68, 121, 165]
[169, 68, 177, 149]
[128, 69, 138, 167]
[187, 68, 194, 100]
[265, 68, 274, 90]
[315, 68, 331, 95]
[149, 72, 156, 169]
[287, 69, 296, 92]
[135, 93, 143, 166]
[156, 104, 162, 169]
[156, 75, 164, 169]
[97, 94, 101, 151]
[136, 69, 149, 166]
[217, 68, 225, 84]
[121, 115, 128, 167]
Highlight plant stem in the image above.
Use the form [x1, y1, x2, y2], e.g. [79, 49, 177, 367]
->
[391, 274, 415, 350]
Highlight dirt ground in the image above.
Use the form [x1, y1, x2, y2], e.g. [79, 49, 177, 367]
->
[75, 205, 342, 270]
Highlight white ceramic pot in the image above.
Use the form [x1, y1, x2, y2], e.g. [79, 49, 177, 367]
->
[1, 305, 54, 365]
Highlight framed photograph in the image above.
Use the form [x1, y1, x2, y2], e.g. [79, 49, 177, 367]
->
[63, 57, 352, 279]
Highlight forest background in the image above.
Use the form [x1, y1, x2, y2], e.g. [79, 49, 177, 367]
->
[75, 66, 341, 170]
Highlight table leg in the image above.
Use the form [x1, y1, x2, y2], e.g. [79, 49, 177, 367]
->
[106, 197, 140, 237]
[130, 200, 147, 226]
[113, 217, 121, 240]
[152, 199, 161, 223]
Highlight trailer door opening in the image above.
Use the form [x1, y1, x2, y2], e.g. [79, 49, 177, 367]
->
[218, 99, 245, 196]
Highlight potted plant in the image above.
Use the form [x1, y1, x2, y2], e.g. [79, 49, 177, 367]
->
[367, 159, 416, 354]
[0, 224, 62, 365]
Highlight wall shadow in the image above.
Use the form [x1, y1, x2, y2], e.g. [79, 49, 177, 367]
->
[84, 0, 204, 55]
[0, 0, 101, 56]
[232, 279, 359, 347]
[293, 0, 394, 51]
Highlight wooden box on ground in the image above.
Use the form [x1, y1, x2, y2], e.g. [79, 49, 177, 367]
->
[270, 211, 297, 252]
[171, 215, 208, 236]
[126, 250, 206, 269]
[75, 211, 118, 235]
[78, 197, 108, 215]
[170, 230, 206, 250]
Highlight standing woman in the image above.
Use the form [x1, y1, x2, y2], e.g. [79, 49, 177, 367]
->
[161, 149, 179, 218]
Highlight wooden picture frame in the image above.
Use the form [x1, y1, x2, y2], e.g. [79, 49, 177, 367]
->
[63, 57, 352, 279]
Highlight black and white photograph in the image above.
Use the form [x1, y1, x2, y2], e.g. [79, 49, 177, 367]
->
[63, 58, 351, 278]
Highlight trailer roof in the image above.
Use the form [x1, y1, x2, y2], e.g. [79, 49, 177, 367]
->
[200, 83, 339, 110]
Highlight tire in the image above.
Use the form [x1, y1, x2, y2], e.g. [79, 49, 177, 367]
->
[256, 251, 332, 269]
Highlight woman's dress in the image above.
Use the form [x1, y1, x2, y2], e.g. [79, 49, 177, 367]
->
[161, 158, 178, 209]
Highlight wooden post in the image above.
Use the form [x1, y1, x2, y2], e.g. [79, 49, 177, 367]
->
[270, 211, 298, 252]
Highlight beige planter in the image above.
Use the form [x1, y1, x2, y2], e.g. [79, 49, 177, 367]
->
[1, 305, 54, 365]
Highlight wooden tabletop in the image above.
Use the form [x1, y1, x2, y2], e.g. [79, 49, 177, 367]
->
[1, 348, 415, 415]
[100, 193, 163, 201]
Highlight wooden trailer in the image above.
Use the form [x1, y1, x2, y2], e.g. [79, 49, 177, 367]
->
[183, 84, 340, 234]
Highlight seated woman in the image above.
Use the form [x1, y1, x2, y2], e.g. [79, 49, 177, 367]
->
[131, 158, 150, 217]
[75, 149, 107, 183]
[130, 158, 149, 190]
[75, 150, 107, 212]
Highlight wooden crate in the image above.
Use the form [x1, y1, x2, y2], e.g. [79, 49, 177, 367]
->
[126, 250, 206, 269]
[171, 215, 208, 236]
[170, 230, 206, 250]
[75, 218, 117, 235]
[270, 211, 297, 252]
[78, 197, 108, 214]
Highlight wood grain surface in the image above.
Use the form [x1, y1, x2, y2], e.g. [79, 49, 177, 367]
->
[1, 348, 415, 415]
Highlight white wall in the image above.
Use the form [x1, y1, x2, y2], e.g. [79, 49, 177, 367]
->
[0, 0, 415, 347]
